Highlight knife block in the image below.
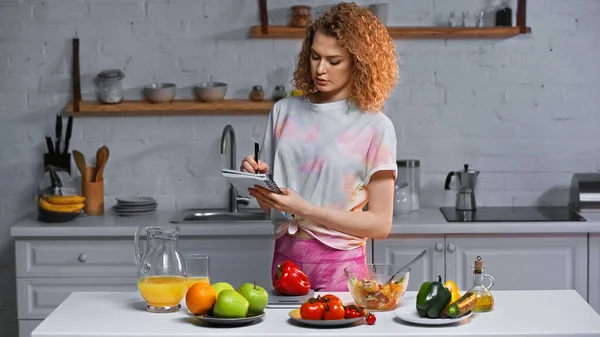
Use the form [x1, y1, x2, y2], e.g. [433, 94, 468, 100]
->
[43, 153, 72, 175]
[82, 166, 104, 216]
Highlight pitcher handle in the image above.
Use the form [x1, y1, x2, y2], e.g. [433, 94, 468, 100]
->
[483, 273, 495, 290]
[134, 226, 148, 267]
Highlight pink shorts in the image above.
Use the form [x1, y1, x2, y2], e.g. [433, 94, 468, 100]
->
[271, 234, 366, 292]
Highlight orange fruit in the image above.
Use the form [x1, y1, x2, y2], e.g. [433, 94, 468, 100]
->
[186, 282, 217, 315]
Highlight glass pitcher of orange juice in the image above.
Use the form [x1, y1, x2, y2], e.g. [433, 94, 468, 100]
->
[134, 225, 187, 313]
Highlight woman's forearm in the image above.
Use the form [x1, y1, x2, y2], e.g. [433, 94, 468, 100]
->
[297, 172, 395, 239]
[299, 206, 392, 239]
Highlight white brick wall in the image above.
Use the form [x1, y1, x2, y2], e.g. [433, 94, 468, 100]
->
[0, 0, 598, 335]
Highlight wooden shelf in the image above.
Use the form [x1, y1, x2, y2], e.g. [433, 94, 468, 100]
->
[250, 25, 531, 39]
[65, 99, 273, 116]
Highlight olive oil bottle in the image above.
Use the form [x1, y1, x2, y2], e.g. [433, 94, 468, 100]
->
[466, 256, 495, 312]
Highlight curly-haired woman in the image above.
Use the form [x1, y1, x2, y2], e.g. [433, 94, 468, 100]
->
[241, 2, 399, 291]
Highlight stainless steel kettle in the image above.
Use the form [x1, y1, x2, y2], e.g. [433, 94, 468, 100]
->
[444, 164, 480, 210]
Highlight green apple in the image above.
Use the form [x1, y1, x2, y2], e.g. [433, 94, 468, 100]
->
[237, 282, 269, 315]
[213, 289, 249, 318]
[211, 282, 234, 297]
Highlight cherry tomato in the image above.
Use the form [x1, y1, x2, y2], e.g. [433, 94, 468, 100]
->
[323, 302, 345, 320]
[300, 299, 325, 320]
[344, 307, 361, 319]
[319, 294, 343, 306]
[365, 313, 376, 325]
[344, 304, 364, 319]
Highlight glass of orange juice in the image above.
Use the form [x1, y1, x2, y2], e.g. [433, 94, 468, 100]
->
[186, 254, 210, 288]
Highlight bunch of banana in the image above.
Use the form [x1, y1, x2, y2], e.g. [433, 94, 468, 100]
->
[39, 195, 86, 213]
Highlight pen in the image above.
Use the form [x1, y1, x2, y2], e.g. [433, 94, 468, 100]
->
[254, 143, 260, 172]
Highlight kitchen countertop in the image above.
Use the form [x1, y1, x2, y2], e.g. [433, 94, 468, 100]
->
[32, 290, 600, 337]
[10, 208, 600, 238]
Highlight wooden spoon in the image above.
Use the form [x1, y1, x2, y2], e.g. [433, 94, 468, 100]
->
[72, 150, 87, 182]
[95, 146, 109, 182]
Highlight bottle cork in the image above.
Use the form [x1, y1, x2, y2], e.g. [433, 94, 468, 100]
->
[474, 255, 484, 274]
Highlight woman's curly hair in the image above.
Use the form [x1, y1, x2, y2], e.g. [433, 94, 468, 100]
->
[292, 2, 399, 112]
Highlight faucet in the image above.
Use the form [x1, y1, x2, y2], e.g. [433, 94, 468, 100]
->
[220, 124, 250, 213]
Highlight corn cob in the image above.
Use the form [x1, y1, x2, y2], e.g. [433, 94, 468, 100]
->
[44, 195, 86, 205]
[39, 198, 84, 213]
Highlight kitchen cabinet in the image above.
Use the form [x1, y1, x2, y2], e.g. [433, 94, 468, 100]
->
[373, 234, 588, 300]
[19, 320, 42, 337]
[589, 234, 600, 314]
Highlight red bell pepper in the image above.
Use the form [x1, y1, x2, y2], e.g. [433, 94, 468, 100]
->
[272, 260, 311, 296]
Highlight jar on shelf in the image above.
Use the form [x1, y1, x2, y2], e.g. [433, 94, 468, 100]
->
[289, 5, 312, 28]
[249, 85, 264, 101]
[95, 69, 125, 104]
[272, 85, 287, 102]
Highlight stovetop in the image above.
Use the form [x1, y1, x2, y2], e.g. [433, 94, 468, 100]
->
[439, 206, 586, 222]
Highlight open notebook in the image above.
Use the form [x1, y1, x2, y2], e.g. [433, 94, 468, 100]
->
[221, 169, 282, 199]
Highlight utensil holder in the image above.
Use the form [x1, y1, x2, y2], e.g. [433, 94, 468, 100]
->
[43, 153, 72, 175]
[82, 166, 104, 216]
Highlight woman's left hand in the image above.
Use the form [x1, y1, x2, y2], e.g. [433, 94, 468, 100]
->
[248, 186, 312, 217]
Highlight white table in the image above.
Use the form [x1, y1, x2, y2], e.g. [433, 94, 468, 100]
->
[33, 290, 600, 337]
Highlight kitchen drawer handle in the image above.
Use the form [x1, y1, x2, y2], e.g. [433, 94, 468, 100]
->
[447, 243, 455, 253]
[78, 253, 87, 262]
[435, 242, 443, 252]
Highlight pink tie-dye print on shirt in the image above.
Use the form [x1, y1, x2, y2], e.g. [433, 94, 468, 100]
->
[260, 97, 397, 251]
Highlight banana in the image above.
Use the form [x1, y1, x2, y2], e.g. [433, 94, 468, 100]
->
[39, 198, 84, 213]
[44, 195, 86, 205]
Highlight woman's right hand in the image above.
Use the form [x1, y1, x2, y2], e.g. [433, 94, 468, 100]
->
[241, 154, 270, 174]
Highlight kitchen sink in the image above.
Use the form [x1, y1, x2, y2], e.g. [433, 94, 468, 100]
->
[169, 209, 269, 223]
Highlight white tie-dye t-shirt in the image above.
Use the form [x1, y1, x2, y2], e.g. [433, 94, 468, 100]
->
[259, 96, 397, 251]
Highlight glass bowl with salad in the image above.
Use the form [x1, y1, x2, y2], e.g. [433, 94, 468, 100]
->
[344, 264, 410, 311]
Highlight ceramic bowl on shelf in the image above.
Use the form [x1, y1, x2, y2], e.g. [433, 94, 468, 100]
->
[194, 82, 227, 102]
[142, 83, 176, 103]
[344, 263, 410, 311]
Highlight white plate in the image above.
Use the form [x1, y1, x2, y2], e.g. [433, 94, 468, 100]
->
[393, 306, 473, 325]
[113, 209, 156, 216]
[114, 208, 157, 214]
[114, 205, 157, 212]
[288, 309, 364, 327]
[116, 202, 158, 208]
[115, 196, 156, 204]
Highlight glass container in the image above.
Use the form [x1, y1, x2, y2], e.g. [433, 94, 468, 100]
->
[95, 69, 124, 104]
[272, 85, 287, 102]
[134, 225, 186, 313]
[466, 256, 495, 312]
[185, 254, 210, 289]
[393, 182, 413, 216]
[289, 5, 312, 28]
[495, 0, 513, 26]
[250, 85, 264, 101]
[396, 160, 420, 211]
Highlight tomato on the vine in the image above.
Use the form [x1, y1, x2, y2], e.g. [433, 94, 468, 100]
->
[319, 294, 343, 306]
[323, 302, 345, 320]
[344, 304, 364, 319]
[365, 312, 376, 325]
[300, 298, 325, 320]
